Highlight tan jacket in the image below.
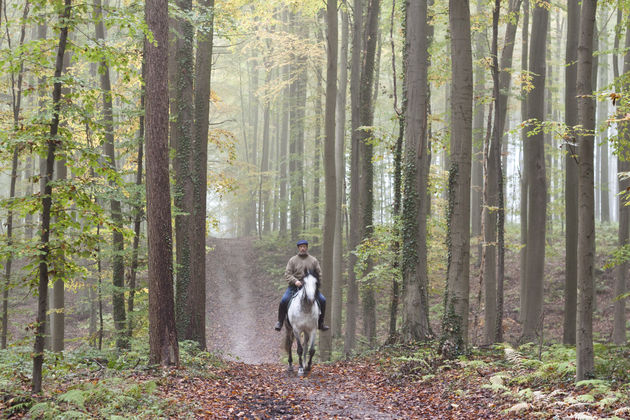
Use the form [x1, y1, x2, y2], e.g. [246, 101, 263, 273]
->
[284, 254, 323, 286]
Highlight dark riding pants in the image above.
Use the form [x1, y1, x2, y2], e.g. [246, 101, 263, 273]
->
[278, 285, 326, 324]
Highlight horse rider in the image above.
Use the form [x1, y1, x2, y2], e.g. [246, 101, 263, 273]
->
[274, 239, 330, 332]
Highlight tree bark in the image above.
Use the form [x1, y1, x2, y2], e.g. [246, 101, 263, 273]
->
[563, 0, 579, 346]
[521, 0, 549, 343]
[94, 0, 126, 350]
[401, 0, 431, 342]
[345, 0, 363, 356]
[576, 0, 597, 382]
[332, 8, 348, 339]
[320, 0, 337, 361]
[145, 0, 179, 366]
[519, 0, 529, 324]
[33, 0, 71, 393]
[598, 32, 609, 223]
[441, 0, 473, 355]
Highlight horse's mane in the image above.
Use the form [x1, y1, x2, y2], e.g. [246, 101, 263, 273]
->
[304, 268, 319, 282]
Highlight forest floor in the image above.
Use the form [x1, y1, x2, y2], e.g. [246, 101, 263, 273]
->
[157, 237, 628, 419]
[2, 236, 629, 419]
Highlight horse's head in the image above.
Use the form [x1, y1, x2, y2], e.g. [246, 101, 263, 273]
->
[302, 270, 318, 304]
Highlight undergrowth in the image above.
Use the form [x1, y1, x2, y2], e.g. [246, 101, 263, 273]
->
[0, 340, 225, 419]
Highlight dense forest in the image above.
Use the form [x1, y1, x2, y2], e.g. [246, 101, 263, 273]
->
[1, 0, 630, 417]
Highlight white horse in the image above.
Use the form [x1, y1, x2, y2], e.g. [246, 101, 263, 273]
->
[284, 270, 319, 376]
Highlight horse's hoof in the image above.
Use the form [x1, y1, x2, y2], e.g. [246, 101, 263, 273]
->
[298, 368, 304, 376]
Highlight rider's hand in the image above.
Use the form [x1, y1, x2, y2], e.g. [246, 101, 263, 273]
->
[295, 281, 302, 288]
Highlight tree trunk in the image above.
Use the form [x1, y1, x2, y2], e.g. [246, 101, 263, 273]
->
[332, 9, 348, 338]
[612, 23, 630, 346]
[576, 0, 597, 382]
[345, 0, 363, 356]
[359, 0, 380, 347]
[441, 0, 473, 356]
[189, 0, 214, 349]
[279, 10, 289, 239]
[1, 1, 29, 350]
[401, 0, 431, 342]
[563, 0, 579, 346]
[145, 0, 179, 366]
[33, 0, 71, 393]
[598, 32, 609, 223]
[521, 0, 549, 343]
[94, 0, 126, 350]
[519, 0, 529, 324]
[471, 0, 486, 268]
[128, 53, 146, 339]
[320, 0, 337, 361]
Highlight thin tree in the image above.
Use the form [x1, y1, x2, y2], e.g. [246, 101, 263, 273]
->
[145, 0, 179, 366]
[190, 0, 215, 349]
[94, 0, 127, 350]
[320, 0, 337, 361]
[1, 0, 29, 350]
[519, 0, 529, 323]
[344, 0, 363, 356]
[564, 0, 579, 346]
[521, 0, 549, 343]
[441, 0, 473, 356]
[32, 0, 71, 393]
[332, 7, 348, 338]
[576, 0, 597, 382]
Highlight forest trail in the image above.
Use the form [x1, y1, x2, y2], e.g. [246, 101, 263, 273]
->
[198, 238, 515, 419]
[202, 238, 406, 419]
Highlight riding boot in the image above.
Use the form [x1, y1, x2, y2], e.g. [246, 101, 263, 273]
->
[275, 301, 287, 331]
[317, 297, 329, 331]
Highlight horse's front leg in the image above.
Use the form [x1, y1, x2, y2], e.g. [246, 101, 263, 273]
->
[306, 332, 316, 372]
[295, 333, 305, 376]
[284, 327, 293, 372]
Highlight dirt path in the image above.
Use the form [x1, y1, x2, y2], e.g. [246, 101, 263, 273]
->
[204, 238, 404, 418]
[206, 237, 280, 364]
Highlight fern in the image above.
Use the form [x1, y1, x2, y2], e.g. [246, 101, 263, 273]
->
[58, 389, 87, 409]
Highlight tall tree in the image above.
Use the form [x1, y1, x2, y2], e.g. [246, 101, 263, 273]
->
[358, 0, 380, 346]
[441, 0, 473, 356]
[521, 0, 549, 343]
[519, 0, 529, 323]
[332, 8, 348, 338]
[598, 30, 609, 223]
[189, 0, 214, 349]
[401, 0, 431, 342]
[576, 0, 597, 382]
[32, 0, 71, 393]
[320, 0, 337, 361]
[345, 0, 363, 355]
[171, 0, 197, 344]
[1, 0, 29, 350]
[145, 0, 179, 365]
[564, 0, 579, 346]
[94, 0, 126, 350]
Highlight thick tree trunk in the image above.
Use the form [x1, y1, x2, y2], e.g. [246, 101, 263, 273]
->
[345, 0, 363, 356]
[320, 0, 337, 360]
[94, 0, 126, 350]
[145, 0, 179, 366]
[332, 9, 348, 338]
[33, 0, 71, 393]
[441, 0, 473, 355]
[576, 0, 597, 382]
[401, 0, 431, 342]
[171, 0, 196, 344]
[522, 0, 549, 343]
[563, 0, 579, 346]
